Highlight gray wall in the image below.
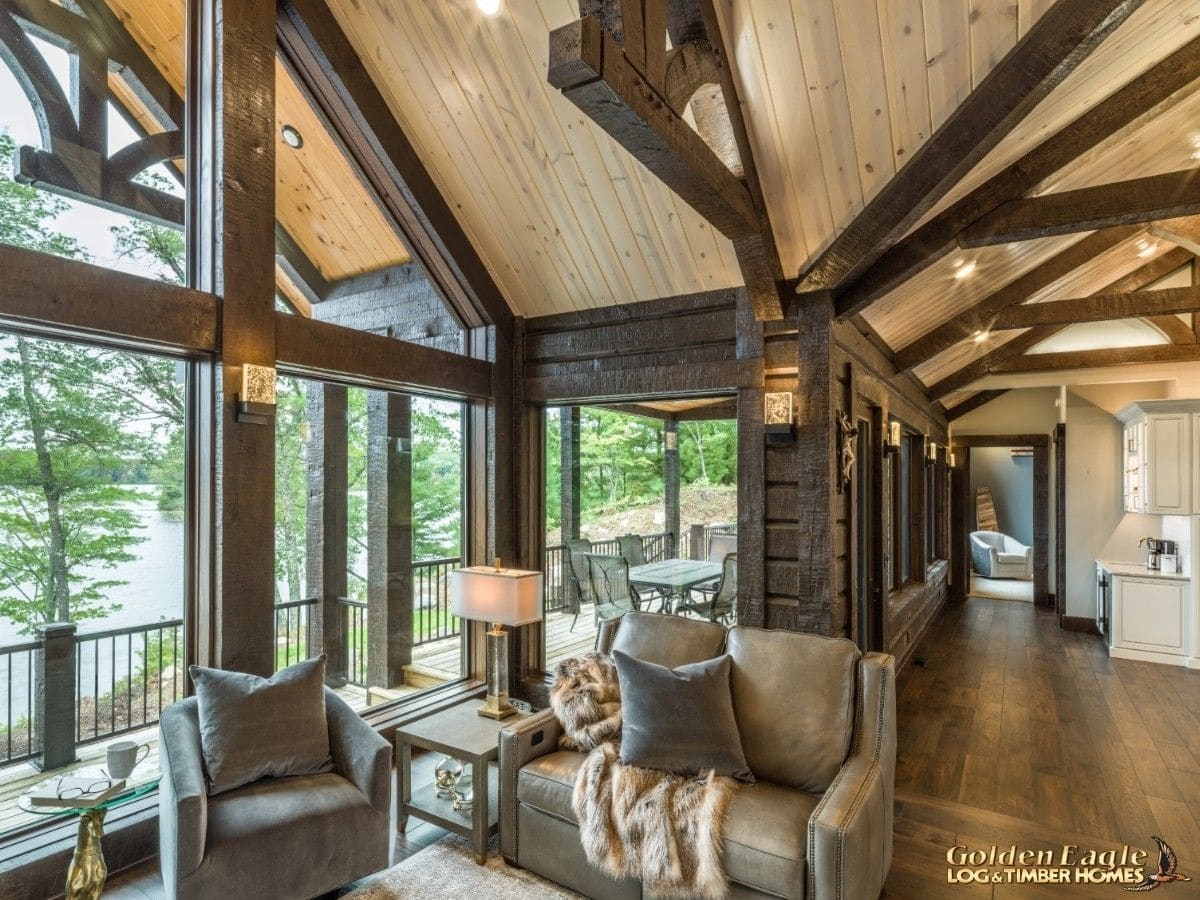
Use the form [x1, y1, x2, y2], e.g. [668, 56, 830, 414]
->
[970, 447, 1034, 546]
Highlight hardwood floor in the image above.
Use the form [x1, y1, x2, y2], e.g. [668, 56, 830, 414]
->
[883, 596, 1200, 898]
[103, 597, 1200, 898]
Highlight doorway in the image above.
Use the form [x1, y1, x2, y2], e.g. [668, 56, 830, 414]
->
[951, 435, 1052, 607]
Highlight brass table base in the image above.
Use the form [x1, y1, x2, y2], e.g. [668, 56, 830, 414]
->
[66, 808, 107, 900]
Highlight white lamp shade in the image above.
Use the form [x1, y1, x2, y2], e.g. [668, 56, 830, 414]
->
[450, 566, 544, 626]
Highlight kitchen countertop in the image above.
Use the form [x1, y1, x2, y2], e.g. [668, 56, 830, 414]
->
[1097, 559, 1190, 581]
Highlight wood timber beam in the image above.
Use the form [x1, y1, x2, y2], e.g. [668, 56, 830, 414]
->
[1147, 315, 1197, 345]
[960, 169, 1200, 248]
[548, 15, 783, 320]
[992, 284, 1200, 329]
[275, 313, 492, 400]
[924, 250, 1194, 399]
[895, 227, 1142, 373]
[988, 343, 1200, 375]
[794, 0, 1142, 297]
[945, 390, 1009, 422]
[277, 0, 511, 330]
[834, 12, 1200, 319]
[0, 244, 217, 352]
[927, 329, 1065, 400]
[1150, 220, 1200, 258]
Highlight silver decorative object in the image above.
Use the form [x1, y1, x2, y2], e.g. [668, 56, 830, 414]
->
[433, 756, 462, 799]
[452, 767, 474, 812]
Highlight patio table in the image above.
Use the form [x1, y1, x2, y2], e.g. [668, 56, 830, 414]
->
[629, 558, 722, 613]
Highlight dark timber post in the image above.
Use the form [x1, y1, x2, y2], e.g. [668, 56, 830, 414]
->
[689, 524, 708, 560]
[307, 384, 348, 684]
[664, 418, 680, 556]
[34, 622, 76, 771]
[559, 407, 581, 542]
[368, 393, 413, 689]
[559, 406, 582, 609]
[189, 0, 276, 674]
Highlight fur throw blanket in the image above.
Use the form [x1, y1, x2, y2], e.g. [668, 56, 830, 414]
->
[551, 653, 736, 898]
[550, 652, 622, 751]
[573, 742, 737, 899]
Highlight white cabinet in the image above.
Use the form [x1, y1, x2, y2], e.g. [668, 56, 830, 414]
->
[1116, 402, 1196, 514]
[1146, 414, 1191, 513]
[1193, 413, 1200, 515]
[1111, 575, 1189, 664]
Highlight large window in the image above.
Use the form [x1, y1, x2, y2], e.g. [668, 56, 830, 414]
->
[274, 377, 466, 710]
[0, 333, 189, 835]
[0, 1, 187, 284]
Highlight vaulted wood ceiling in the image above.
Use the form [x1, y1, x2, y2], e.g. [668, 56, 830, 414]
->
[106, 0, 412, 283]
[79, 0, 1200, 397]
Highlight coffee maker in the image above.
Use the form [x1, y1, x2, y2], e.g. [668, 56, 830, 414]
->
[1140, 537, 1177, 570]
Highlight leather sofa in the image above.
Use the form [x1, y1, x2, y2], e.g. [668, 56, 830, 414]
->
[970, 530, 1033, 580]
[499, 611, 896, 899]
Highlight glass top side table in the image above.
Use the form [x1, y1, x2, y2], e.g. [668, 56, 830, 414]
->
[396, 699, 529, 864]
[19, 764, 161, 900]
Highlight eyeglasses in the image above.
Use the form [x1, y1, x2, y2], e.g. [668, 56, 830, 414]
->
[57, 778, 112, 801]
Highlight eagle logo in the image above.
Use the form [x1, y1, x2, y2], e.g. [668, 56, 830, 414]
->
[1126, 837, 1191, 892]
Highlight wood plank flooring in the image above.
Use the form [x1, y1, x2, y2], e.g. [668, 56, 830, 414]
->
[86, 597, 1200, 898]
[882, 596, 1200, 898]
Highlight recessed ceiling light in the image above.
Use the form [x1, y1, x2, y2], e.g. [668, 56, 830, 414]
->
[1137, 239, 1157, 257]
[476, 0, 502, 15]
[973, 330, 990, 343]
[954, 259, 977, 279]
[281, 125, 304, 149]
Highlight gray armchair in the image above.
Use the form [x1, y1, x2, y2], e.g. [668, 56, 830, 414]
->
[500, 611, 896, 898]
[159, 687, 392, 900]
[970, 530, 1032, 579]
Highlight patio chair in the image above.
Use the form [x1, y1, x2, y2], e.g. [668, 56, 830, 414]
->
[563, 539, 594, 629]
[617, 533, 665, 608]
[692, 530, 738, 600]
[678, 553, 737, 624]
[586, 554, 641, 622]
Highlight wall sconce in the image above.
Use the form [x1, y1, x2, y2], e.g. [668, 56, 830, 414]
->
[949, 452, 957, 468]
[927, 439, 938, 464]
[665, 429, 677, 451]
[885, 420, 901, 455]
[764, 392, 794, 445]
[236, 364, 276, 425]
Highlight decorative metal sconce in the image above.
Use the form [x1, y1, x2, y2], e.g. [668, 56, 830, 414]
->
[764, 392, 794, 445]
[884, 419, 902, 455]
[948, 452, 957, 468]
[926, 439, 938, 465]
[236, 364, 277, 424]
[665, 429, 677, 451]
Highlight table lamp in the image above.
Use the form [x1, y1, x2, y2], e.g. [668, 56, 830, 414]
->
[450, 559, 543, 719]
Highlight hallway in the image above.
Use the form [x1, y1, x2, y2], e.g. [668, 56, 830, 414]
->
[883, 597, 1200, 897]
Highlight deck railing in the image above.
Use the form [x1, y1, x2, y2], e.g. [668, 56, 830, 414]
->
[0, 619, 184, 769]
[74, 619, 184, 746]
[0, 639, 38, 766]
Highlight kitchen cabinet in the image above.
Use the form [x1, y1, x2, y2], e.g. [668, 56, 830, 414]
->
[1193, 413, 1200, 515]
[1116, 402, 1196, 514]
[1110, 574, 1189, 664]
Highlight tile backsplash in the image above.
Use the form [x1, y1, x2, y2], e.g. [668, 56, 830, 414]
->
[1161, 515, 1192, 576]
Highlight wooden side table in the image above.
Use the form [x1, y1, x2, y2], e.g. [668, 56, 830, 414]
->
[396, 700, 529, 864]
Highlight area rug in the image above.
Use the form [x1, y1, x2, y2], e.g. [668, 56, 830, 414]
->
[969, 574, 1033, 603]
[344, 835, 582, 899]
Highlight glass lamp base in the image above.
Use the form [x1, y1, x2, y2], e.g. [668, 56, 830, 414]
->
[478, 623, 517, 719]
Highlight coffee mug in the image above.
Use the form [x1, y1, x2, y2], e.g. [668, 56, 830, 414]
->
[107, 740, 150, 780]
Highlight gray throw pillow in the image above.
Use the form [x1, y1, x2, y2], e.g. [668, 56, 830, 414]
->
[188, 655, 333, 796]
[612, 649, 753, 782]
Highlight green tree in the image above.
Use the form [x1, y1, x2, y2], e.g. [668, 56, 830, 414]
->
[0, 131, 184, 633]
[274, 378, 310, 603]
[411, 398, 462, 560]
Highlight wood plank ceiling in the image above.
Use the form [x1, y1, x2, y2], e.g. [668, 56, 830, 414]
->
[104, 0, 411, 284]
[324, 0, 743, 318]
[84, 0, 1200, 397]
[304, 0, 1200, 397]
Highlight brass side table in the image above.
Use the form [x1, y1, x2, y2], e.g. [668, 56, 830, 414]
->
[19, 764, 161, 900]
[396, 700, 528, 864]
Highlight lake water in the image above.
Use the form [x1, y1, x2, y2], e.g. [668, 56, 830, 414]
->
[0, 485, 184, 725]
